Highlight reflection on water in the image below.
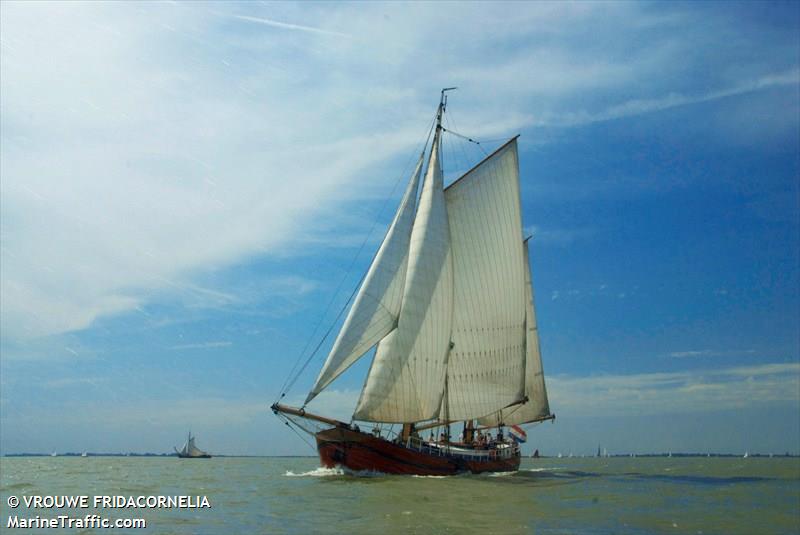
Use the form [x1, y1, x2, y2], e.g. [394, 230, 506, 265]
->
[1, 456, 797, 534]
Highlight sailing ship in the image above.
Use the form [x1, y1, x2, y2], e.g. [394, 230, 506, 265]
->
[272, 89, 554, 475]
[174, 432, 211, 459]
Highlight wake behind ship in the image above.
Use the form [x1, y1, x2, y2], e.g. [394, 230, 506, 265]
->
[273, 89, 554, 475]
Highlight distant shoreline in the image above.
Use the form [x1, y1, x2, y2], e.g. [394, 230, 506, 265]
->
[2, 453, 797, 458]
[0, 453, 318, 458]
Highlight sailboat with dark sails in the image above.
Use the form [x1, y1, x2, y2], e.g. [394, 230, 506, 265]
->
[272, 89, 554, 475]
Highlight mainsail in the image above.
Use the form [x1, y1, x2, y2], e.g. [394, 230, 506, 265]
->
[306, 153, 425, 404]
[442, 138, 528, 421]
[479, 238, 551, 426]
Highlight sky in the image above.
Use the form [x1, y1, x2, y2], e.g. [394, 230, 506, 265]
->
[1, 1, 798, 457]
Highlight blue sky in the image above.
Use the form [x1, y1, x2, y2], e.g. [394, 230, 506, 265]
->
[1, 1, 798, 456]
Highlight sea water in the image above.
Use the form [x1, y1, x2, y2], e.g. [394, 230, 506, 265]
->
[1, 456, 797, 534]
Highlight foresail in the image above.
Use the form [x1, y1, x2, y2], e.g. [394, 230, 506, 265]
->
[480, 239, 551, 427]
[354, 134, 453, 422]
[442, 138, 528, 421]
[306, 154, 425, 403]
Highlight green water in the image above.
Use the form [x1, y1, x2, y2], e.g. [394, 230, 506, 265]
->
[1, 456, 798, 534]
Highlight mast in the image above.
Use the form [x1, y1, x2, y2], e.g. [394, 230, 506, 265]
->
[438, 87, 455, 440]
[437, 87, 456, 137]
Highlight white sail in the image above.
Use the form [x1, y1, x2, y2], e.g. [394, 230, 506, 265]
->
[480, 238, 551, 426]
[306, 154, 425, 403]
[354, 132, 453, 422]
[187, 437, 207, 457]
[178, 433, 209, 457]
[442, 138, 528, 421]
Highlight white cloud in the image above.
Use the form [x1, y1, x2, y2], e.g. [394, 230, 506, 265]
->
[539, 68, 800, 127]
[230, 14, 351, 38]
[668, 349, 757, 358]
[1, 1, 796, 344]
[548, 362, 800, 417]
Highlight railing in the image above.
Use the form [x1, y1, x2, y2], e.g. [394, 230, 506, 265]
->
[403, 435, 520, 461]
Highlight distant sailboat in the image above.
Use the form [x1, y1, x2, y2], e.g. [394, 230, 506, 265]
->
[50, 451, 57, 457]
[743, 451, 749, 458]
[81, 451, 88, 457]
[272, 89, 554, 475]
[174, 432, 211, 459]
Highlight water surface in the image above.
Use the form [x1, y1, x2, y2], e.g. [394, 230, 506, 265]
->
[1, 456, 797, 534]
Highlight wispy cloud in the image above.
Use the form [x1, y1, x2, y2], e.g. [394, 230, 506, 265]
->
[230, 14, 351, 38]
[540, 69, 800, 127]
[1, 1, 796, 345]
[169, 341, 232, 350]
[668, 349, 757, 358]
[44, 376, 104, 389]
[548, 362, 800, 416]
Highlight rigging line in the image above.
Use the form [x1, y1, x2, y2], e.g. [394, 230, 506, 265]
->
[440, 127, 489, 156]
[279, 414, 317, 452]
[444, 109, 477, 172]
[283, 269, 365, 397]
[443, 113, 473, 185]
[278, 110, 440, 400]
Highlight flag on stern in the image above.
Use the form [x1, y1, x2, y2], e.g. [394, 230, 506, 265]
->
[509, 425, 527, 443]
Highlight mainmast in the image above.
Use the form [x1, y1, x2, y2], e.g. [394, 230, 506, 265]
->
[437, 87, 457, 135]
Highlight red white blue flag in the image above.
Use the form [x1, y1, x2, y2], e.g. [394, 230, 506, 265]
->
[509, 425, 527, 443]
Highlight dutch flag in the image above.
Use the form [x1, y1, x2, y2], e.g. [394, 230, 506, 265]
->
[509, 425, 527, 443]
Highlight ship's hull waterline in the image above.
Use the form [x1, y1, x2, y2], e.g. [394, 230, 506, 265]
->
[315, 427, 520, 475]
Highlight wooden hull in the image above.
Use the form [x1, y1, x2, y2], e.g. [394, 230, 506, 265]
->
[315, 427, 519, 475]
[176, 454, 212, 458]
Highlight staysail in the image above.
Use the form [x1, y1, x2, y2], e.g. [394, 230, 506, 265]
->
[442, 138, 528, 421]
[306, 154, 425, 403]
[354, 131, 454, 422]
[479, 238, 551, 426]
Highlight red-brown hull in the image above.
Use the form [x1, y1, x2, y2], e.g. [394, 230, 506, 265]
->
[315, 427, 520, 475]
